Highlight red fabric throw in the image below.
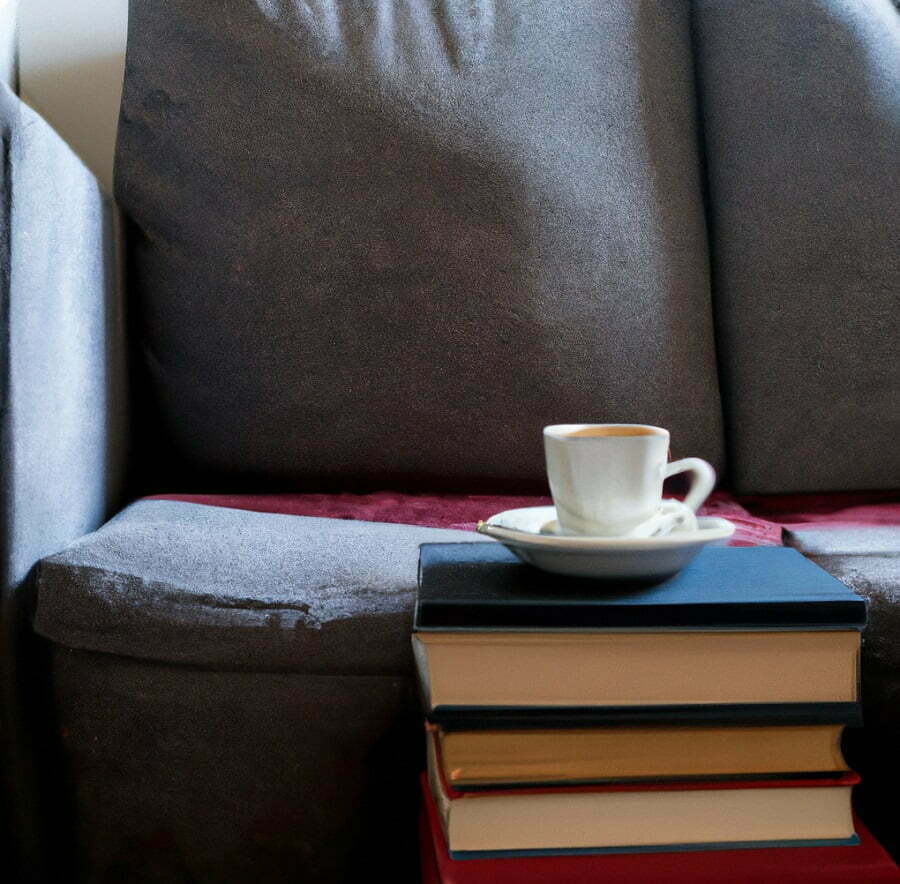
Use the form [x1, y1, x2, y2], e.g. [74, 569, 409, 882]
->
[147, 490, 783, 546]
[739, 491, 900, 530]
[149, 491, 551, 533]
[147, 490, 899, 547]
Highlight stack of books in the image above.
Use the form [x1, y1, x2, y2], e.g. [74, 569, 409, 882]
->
[412, 544, 900, 882]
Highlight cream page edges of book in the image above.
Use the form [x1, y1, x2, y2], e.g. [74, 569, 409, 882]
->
[412, 631, 860, 708]
[436, 724, 847, 785]
[425, 736, 856, 853]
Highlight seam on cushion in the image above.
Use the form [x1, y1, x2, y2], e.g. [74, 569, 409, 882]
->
[51, 642, 416, 679]
[0, 120, 12, 587]
[686, 0, 732, 489]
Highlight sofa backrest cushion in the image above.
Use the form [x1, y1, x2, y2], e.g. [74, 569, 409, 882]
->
[694, 0, 900, 494]
[116, 0, 723, 490]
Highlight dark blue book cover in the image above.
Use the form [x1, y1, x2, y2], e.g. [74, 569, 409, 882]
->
[428, 703, 863, 730]
[415, 545, 866, 631]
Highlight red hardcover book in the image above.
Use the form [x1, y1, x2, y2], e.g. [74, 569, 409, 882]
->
[420, 775, 900, 883]
[421, 805, 443, 884]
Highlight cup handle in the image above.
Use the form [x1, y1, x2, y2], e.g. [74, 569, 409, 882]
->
[665, 457, 716, 513]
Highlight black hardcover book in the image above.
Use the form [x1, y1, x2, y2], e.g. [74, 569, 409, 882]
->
[427, 703, 864, 730]
[415, 544, 866, 631]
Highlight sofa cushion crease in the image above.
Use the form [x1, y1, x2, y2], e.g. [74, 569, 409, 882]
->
[33, 499, 491, 673]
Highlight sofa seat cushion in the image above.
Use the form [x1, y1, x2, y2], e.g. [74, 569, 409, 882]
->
[33, 499, 488, 672]
[786, 525, 900, 558]
[33, 490, 783, 672]
[36, 491, 894, 674]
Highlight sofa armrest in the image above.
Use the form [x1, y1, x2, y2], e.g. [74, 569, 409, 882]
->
[0, 84, 128, 874]
[0, 82, 128, 602]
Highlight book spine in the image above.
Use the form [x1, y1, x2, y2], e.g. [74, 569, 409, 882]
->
[429, 702, 863, 730]
[414, 600, 866, 630]
[447, 836, 862, 862]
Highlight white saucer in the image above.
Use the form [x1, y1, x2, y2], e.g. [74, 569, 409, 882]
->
[476, 506, 735, 581]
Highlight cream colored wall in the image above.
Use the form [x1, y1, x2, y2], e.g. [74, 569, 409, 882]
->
[18, 0, 128, 193]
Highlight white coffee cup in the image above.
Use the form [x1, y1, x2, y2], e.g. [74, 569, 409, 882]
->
[543, 424, 715, 537]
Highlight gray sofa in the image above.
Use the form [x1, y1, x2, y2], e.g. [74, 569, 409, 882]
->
[1, 1, 898, 881]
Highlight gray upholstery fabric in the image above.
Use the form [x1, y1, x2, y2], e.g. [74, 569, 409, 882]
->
[50, 647, 424, 883]
[35, 501, 493, 880]
[34, 499, 490, 671]
[801, 553, 900, 718]
[805, 552, 900, 857]
[785, 525, 900, 725]
[786, 524, 900, 557]
[0, 86, 128, 878]
[693, 0, 900, 494]
[786, 525, 900, 855]
[116, 0, 724, 489]
[0, 85, 128, 620]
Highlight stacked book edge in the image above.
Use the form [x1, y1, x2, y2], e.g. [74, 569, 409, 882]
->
[412, 543, 887, 871]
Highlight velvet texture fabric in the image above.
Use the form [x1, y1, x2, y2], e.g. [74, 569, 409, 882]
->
[115, 0, 724, 489]
[148, 489, 788, 545]
[0, 86, 128, 879]
[693, 0, 900, 494]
